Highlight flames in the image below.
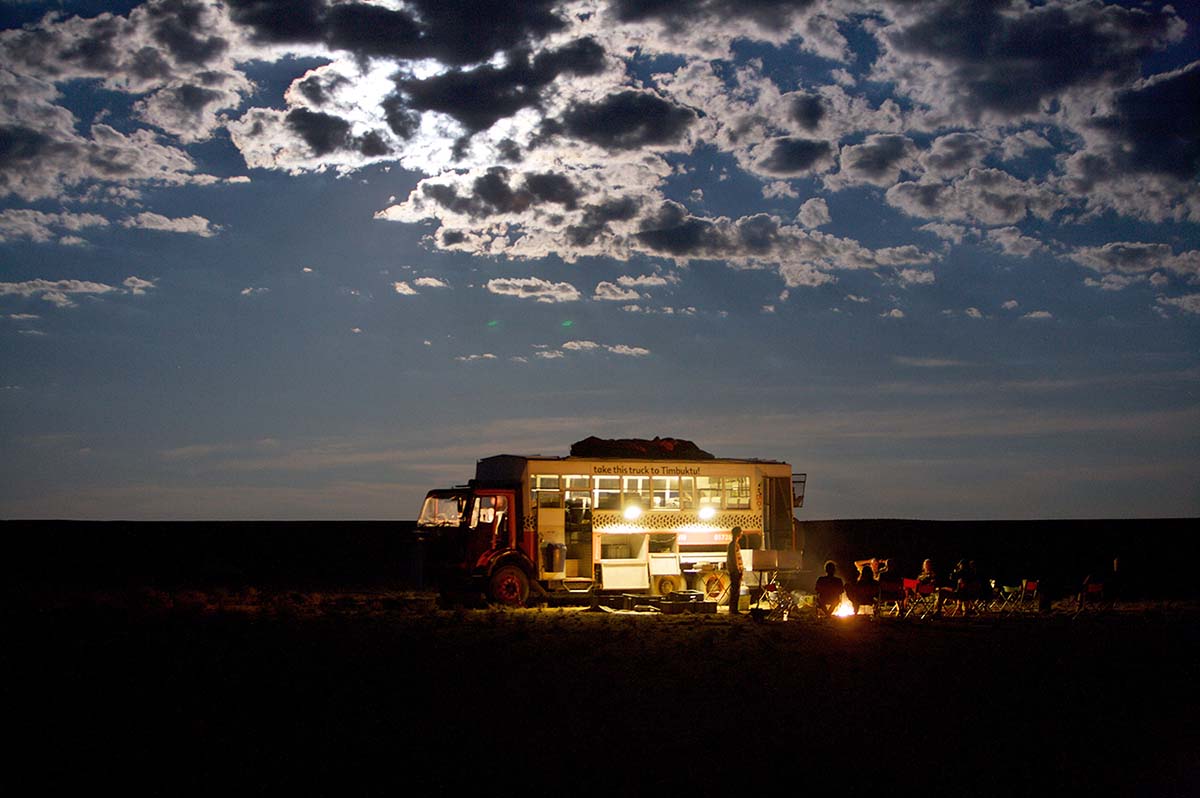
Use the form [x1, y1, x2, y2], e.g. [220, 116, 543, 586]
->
[833, 595, 857, 617]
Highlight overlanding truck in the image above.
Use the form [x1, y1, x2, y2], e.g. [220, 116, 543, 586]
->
[414, 437, 806, 606]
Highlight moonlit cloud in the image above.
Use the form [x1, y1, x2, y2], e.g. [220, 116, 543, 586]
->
[121, 212, 220, 237]
[593, 281, 640, 301]
[0, 277, 150, 307]
[486, 277, 581, 303]
[0, 209, 110, 243]
[1157, 294, 1200, 314]
[797, 198, 830, 228]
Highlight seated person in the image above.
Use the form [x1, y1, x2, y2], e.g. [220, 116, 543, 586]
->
[877, 559, 905, 610]
[917, 559, 937, 585]
[814, 560, 844, 616]
[848, 564, 878, 613]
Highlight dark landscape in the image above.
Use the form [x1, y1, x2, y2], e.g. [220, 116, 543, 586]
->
[6, 518, 1199, 795]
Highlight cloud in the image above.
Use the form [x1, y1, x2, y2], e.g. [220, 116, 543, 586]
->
[0, 209, 109, 243]
[887, 168, 1066, 226]
[1156, 294, 1200, 315]
[964, 307, 984, 319]
[1021, 310, 1054, 320]
[877, 0, 1184, 122]
[897, 269, 935, 286]
[1067, 243, 1200, 285]
[880, 308, 905, 319]
[486, 277, 581, 303]
[123, 276, 156, 295]
[120, 212, 219, 237]
[617, 273, 678, 289]
[756, 137, 836, 176]
[986, 227, 1048, 258]
[829, 134, 918, 188]
[919, 133, 991, 178]
[762, 181, 797, 199]
[240, 286, 268, 296]
[1002, 300, 1019, 310]
[552, 90, 696, 151]
[593, 281, 640, 301]
[2, 0, 1195, 321]
[390, 276, 450, 296]
[456, 353, 498, 362]
[0, 276, 153, 307]
[797, 197, 830, 228]
[918, 222, 971, 245]
[1088, 60, 1200, 183]
[606, 344, 650, 357]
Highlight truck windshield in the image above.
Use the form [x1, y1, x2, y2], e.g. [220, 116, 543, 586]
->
[418, 494, 467, 527]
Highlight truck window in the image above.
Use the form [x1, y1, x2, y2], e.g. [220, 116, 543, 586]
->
[697, 476, 722, 510]
[725, 476, 751, 509]
[680, 476, 695, 509]
[418, 495, 465, 526]
[564, 475, 590, 508]
[652, 476, 681, 509]
[623, 476, 651, 509]
[594, 476, 620, 510]
[532, 474, 562, 508]
[470, 495, 509, 529]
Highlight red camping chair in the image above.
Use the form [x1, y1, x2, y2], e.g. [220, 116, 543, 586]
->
[904, 580, 938, 619]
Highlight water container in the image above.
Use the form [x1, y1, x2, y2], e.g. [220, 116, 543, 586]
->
[543, 543, 566, 572]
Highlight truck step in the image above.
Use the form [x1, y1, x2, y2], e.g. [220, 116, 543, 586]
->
[562, 578, 594, 593]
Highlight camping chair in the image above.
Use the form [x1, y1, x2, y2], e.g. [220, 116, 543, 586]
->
[903, 579, 938, 619]
[877, 577, 906, 617]
[1008, 579, 1040, 614]
[990, 581, 1022, 614]
[759, 574, 798, 621]
[1074, 581, 1107, 616]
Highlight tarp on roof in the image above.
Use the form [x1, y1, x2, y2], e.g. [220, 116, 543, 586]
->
[569, 436, 715, 460]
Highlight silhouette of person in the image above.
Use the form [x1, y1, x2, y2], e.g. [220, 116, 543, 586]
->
[814, 560, 844, 617]
[726, 526, 744, 615]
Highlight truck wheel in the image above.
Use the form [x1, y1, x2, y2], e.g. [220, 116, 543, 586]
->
[489, 565, 529, 607]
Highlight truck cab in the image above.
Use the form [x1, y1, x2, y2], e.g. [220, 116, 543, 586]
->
[416, 484, 534, 605]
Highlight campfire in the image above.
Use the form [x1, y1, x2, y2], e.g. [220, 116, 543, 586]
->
[833, 595, 858, 617]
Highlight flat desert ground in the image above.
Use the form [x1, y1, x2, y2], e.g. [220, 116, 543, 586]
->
[8, 588, 1199, 796]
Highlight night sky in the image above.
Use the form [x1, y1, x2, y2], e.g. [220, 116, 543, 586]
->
[1, 0, 1197, 521]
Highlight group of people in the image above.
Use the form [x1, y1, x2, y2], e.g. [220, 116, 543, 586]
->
[814, 557, 990, 617]
[728, 528, 1123, 617]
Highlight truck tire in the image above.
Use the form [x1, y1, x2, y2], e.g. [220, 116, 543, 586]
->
[489, 565, 530, 607]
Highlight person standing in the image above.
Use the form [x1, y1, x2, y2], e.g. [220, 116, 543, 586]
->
[726, 526, 744, 615]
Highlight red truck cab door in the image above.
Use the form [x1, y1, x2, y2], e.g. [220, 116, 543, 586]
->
[467, 490, 516, 569]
